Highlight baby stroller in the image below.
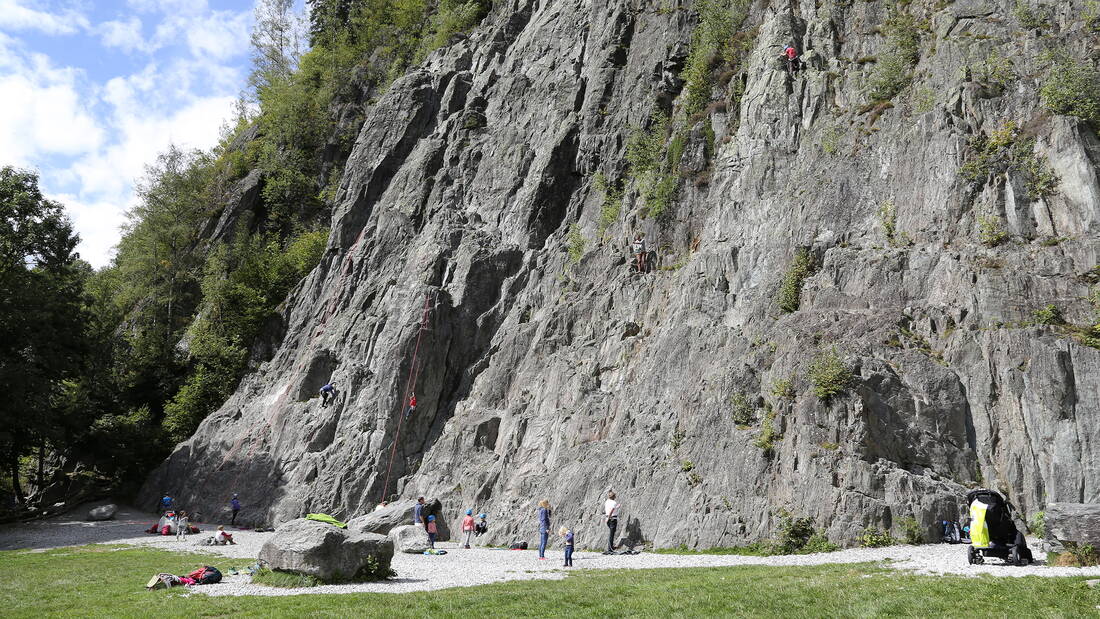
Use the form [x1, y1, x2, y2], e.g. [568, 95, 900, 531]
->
[965, 489, 1033, 566]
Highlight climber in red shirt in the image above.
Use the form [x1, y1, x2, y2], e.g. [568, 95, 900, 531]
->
[782, 45, 802, 75]
[405, 393, 417, 419]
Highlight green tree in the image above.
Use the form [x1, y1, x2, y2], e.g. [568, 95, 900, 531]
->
[0, 167, 87, 502]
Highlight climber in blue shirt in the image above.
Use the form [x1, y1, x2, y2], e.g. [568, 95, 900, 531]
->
[320, 383, 336, 407]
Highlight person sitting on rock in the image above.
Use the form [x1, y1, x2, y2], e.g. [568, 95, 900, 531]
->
[474, 513, 488, 537]
[215, 525, 236, 545]
[320, 383, 336, 407]
[426, 515, 438, 549]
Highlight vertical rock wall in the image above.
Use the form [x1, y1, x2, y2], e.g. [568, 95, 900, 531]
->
[143, 0, 1100, 547]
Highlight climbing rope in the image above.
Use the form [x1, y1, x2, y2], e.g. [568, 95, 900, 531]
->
[380, 291, 434, 504]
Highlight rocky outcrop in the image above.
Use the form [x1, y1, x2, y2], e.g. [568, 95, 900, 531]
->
[348, 499, 447, 537]
[1045, 503, 1100, 552]
[388, 524, 431, 553]
[258, 518, 393, 582]
[144, 0, 1100, 548]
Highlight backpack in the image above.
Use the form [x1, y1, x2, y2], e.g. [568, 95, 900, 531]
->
[509, 541, 528, 550]
[199, 566, 222, 584]
[941, 520, 961, 543]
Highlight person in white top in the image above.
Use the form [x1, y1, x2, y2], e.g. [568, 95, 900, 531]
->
[604, 491, 621, 553]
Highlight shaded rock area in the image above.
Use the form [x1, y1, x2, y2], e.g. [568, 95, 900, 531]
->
[145, 0, 1100, 548]
[258, 518, 393, 583]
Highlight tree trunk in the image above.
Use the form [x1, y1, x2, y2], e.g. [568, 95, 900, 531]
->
[36, 440, 45, 491]
[10, 451, 24, 505]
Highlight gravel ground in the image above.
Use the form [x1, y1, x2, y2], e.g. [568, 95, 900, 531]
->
[4, 503, 1100, 598]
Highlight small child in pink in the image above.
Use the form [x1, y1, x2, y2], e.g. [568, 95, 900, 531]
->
[461, 509, 476, 548]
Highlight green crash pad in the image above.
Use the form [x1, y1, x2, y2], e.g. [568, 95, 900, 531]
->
[305, 513, 347, 528]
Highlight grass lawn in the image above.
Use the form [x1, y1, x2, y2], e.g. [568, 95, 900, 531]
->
[2, 545, 1099, 618]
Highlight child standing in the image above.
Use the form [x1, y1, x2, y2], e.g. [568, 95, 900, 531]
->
[559, 526, 574, 567]
[426, 515, 438, 549]
[461, 509, 476, 549]
[176, 511, 189, 541]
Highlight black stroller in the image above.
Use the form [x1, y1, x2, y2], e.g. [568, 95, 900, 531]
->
[965, 489, 1033, 566]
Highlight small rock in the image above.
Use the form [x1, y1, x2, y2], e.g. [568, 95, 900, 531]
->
[87, 504, 117, 521]
[1086, 579, 1100, 589]
[389, 524, 432, 553]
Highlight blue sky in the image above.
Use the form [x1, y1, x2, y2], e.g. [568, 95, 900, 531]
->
[0, 0, 285, 267]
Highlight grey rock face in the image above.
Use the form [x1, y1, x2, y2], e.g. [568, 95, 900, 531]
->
[1045, 503, 1100, 550]
[144, 0, 1100, 548]
[388, 524, 432, 553]
[258, 518, 393, 582]
[347, 499, 442, 535]
[87, 504, 117, 521]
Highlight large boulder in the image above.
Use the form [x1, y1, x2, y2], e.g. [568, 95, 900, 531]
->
[348, 498, 450, 539]
[258, 518, 393, 583]
[388, 524, 431, 553]
[1045, 503, 1100, 552]
[87, 504, 118, 521]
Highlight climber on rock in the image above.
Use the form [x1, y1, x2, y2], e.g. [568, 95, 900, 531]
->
[631, 233, 647, 274]
[782, 45, 802, 75]
[320, 382, 336, 407]
[405, 393, 417, 419]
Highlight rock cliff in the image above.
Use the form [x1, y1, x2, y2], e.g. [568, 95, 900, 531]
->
[143, 0, 1100, 547]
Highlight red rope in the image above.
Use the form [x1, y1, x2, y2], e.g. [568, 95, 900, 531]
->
[380, 292, 433, 503]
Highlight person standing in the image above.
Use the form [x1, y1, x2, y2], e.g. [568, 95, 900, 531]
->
[413, 496, 427, 530]
[160, 494, 173, 514]
[559, 526, 574, 567]
[461, 509, 476, 549]
[537, 499, 552, 560]
[604, 491, 621, 553]
[230, 494, 241, 525]
[426, 515, 438, 549]
[175, 511, 189, 541]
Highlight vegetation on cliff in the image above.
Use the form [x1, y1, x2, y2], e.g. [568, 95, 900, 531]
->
[1, 0, 490, 503]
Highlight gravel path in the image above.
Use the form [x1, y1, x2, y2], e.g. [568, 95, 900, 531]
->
[5, 502, 1100, 598]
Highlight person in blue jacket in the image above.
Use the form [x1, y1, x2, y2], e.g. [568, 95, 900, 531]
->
[537, 499, 552, 560]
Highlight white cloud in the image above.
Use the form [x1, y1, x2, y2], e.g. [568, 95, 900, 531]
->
[0, 0, 90, 35]
[52, 192, 130, 266]
[0, 2, 261, 267]
[0, 46, 102, 164]
[98, 16, 156, 54]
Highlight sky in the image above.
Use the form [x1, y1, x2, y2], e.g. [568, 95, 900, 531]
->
[0, 0, 267, 268]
